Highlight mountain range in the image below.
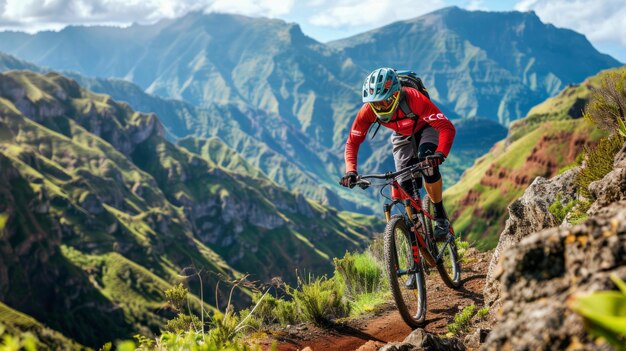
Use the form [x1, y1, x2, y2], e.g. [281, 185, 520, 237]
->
[0, 70, 377, 346]
[0, 5, 624, 347]
[445, 66, 623, 248]
[0, 7, 619, 215]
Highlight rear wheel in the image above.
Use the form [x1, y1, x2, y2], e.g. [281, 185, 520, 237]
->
[384, 215, 426, 327]
[423, 196, 462, 289]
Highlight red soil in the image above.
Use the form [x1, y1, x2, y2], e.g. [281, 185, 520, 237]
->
[263, 250, 491, 351]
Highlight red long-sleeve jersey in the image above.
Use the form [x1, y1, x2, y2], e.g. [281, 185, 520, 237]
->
[345, 87, 456, 173]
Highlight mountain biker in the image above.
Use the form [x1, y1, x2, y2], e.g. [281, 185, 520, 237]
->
[339, 67, 456, 240]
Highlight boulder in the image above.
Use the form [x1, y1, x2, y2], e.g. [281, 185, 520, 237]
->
[482, 205, 626, 350]
[377, 329, 465, 351]
[484, 167, 579, 307]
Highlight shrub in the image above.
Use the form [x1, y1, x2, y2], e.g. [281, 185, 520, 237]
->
[548, 193, 576, 223]
[349, 292, 387, 317]
[252, 292, 299, 327]
[368, 234, 385, 264]
[476, 307, 489, 319]
[207, 307, 240, 346]
[584, 71, 626, 137]
[134, 330, 271, 350]
[447, 304, 477, 336]
[165, 283, 188, 312]
[164, 313, 201, 333]
[288, 274, 350, 326]
[455, 237, 471, 263]
[0, 325, 37, 351]
[162, 283, 202, 333]
[576, 134, 623, 199]
[570, 274, 626, 349]
[333, 251, 386, 298]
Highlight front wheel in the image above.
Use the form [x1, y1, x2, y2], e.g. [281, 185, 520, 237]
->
[384, 215, 427, 327]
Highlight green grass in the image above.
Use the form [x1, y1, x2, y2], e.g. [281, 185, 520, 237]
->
[348, 292, 388, 317]
[0, 303, 83, 349]
[333, 250, 386, 298]
[548, 193, 577, 224]
[288, 274, 350, 326]
[447, 304, 477, 336]
[576, 132, 624, 199]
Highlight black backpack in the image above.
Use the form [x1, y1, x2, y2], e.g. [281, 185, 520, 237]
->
[369, 70, 430, 139]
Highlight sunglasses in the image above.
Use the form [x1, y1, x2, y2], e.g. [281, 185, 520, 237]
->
[370, 91, 399, 113]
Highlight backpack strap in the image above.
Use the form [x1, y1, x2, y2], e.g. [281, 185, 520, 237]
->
[399, 95, 416, 119]
[369, 121, 382, 139]
[398, 92, 421, 157]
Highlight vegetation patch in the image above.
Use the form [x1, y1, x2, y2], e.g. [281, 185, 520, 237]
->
[570, 274, 626, 350]
[447, 304, 489, 336]
[575, 134, 624, 199]
[288, 274, 350, 327]
[548, 193, 577, 224]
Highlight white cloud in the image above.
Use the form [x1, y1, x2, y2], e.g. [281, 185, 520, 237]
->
[308, 0, 445, 28]
[208, 0, 294, 17]
[0, 0, 295, 31]
[466, 0, 487, 11]
[514, 0, 626, 46]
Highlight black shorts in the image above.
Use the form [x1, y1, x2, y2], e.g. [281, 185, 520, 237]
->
[391, 126, 441, 186]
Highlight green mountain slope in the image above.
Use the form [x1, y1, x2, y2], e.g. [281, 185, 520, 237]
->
[0, 9, 616, 215]
[0, 71, 379, 346]
[329, 6, 621, 125]
[445, 66, 625, 249]
[63, 72, 378, 213]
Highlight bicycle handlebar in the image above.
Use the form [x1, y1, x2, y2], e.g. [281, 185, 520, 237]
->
[356, 161, 432, 184]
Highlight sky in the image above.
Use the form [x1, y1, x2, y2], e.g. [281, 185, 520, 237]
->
[0, 0, 624, 62]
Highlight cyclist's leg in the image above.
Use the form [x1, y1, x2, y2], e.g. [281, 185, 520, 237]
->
[391, 132, 422, 200]
[417, 128, 449, 240]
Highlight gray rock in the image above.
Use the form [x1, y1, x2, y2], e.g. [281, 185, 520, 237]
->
[482, 206, 626, 350]
[484, 167, 579, 308]
[377, 329, 465, 351]
[379, 343, 416, 351]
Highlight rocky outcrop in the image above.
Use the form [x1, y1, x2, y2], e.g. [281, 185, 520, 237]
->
[379, 329, 465, 351]
[482, 142, 626, 350]
[484, 167, 579, 307]
[482, 203, 626, 350]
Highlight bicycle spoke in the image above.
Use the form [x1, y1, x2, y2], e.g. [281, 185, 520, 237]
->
[384, 216, 427, 327]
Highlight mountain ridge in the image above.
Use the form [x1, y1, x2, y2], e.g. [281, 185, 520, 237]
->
[0, 70, 379, 345]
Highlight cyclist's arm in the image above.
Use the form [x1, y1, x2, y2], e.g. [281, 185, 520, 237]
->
[407, 89, 456, 156]
[345, 104, 377, 172]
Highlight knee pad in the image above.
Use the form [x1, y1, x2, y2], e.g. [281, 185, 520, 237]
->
[417, 142, 441, 183]
[423, 168, 441, 183]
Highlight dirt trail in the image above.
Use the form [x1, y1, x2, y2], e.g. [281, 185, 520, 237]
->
[270, 250, 490, 351]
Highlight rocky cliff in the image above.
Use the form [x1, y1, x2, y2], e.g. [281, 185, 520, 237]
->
[481, 141, 626, 349]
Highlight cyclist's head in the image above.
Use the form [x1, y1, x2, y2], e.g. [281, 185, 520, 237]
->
[362, 67, 400, 122]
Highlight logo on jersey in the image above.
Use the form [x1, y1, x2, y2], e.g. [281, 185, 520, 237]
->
[398, 119, 413, 128]
[424, 113, 448, 122]
[351, 130, 364, 137]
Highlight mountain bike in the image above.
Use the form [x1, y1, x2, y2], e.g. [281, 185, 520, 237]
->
[354, 161, 462, 327]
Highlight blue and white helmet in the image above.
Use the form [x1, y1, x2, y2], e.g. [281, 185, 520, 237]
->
[362, 68, 401, 122]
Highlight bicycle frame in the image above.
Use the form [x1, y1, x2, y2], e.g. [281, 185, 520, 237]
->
[355, 162, 457, 268]
[385, 178, 456, 269]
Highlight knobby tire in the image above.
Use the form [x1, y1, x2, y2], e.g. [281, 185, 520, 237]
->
[422, 195, 462, 289]
[384, 215, 427, 327]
